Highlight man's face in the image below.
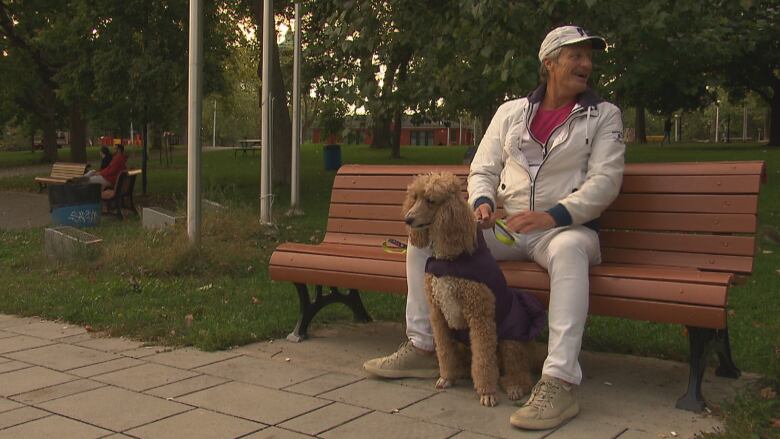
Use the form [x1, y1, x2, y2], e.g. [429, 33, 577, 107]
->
[546, 42, 593, 97]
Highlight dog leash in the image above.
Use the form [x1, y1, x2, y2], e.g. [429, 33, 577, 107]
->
[381, 221, 515, 254]
[381, 238, 408, 254]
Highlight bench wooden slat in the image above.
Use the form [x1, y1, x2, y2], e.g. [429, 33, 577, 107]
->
[526, 290, 727, 329]
[607, 194, 758, 214]
[270, 250, 727, 307]
[600, 231, 755, 257]
[328, 218, 407, 236]
[602, 247, 755, 273]
[621, 175, 761, 194]
[600, 211, 756, 233]
[323, 233, 406, 247]
[338, 164, 469, 175]
[622, 161, 765, 176]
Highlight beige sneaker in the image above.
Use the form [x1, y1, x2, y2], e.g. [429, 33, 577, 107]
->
[510, 375, 580, 430]
[363, 340, 438, 379]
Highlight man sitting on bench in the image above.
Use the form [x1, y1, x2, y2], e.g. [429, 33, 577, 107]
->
[363, 25, 626, 431]
[86, 144, 127, 189]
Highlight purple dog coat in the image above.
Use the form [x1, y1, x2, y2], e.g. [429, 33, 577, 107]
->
[425, 231, 547, 343]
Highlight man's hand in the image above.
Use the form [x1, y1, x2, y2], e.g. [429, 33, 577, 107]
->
[505, 211, 556, 234]
[474, 203, 497, 229]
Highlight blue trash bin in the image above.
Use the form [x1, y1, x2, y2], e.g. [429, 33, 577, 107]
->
[323, 144, 342, 171]
[49, 183, 102, 227]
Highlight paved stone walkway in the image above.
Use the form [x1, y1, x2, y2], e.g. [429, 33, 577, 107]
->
[0, 315, 756, 439]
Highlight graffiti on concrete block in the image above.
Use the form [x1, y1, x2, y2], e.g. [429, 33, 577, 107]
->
[68, 209, 98, 225]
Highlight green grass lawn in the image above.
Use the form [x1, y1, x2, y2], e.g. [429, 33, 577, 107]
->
[0, 142, 778, 378]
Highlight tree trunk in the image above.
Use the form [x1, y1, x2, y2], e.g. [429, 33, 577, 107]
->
[635, 106, 647, 144]
[41, 86, 58, 162]
[371, 117, 392, 148]
[390, 109, 402, 159]
[69, 103, 88, 163]
[270, 36, 292, 186]
[149, 122, 162, 151]
[770, 84, 779, 147]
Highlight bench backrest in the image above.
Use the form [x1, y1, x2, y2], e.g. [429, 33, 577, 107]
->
[50, 162, 88, 179]
[324, 162, 766, 274]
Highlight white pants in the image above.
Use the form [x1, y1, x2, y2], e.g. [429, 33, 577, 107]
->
[405, 225, 601, 385]
[85, 170, 110, 189]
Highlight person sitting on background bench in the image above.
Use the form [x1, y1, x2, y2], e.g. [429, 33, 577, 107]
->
[363, 25, 626, 431]
[86, 144, 127, 189]
[99, 146, 113, 170]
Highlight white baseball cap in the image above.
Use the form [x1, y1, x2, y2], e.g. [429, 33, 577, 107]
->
[538, 26, 607, 61]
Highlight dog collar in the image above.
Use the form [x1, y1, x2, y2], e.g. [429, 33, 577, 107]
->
[381, 238, 408, 254]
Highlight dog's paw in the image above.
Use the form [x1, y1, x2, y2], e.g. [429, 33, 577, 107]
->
[505, 385, 525, 401]
[479, 393, 497, 407]
[435, 377, 453, 389]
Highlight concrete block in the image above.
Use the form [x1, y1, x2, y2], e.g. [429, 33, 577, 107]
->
[44, 226, 102, 261]
[142, 207, 184, 230]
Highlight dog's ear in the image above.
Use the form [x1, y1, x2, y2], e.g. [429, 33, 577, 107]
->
[431, 194, 476, 258]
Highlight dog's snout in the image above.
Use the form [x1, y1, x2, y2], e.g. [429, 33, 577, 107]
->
[404, 216, 415, 225]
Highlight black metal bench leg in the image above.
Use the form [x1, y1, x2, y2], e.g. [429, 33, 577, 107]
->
[287, 284, 372, 343]
[676, 326, 715, 412]
[714, 327, 741, 378]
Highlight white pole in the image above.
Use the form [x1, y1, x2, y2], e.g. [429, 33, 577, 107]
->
[212, 98, 217, 147]
[715, 105, 720, 143]
[187, 0, 203, 245]
[674, 114, 679, 142]
[742, 105, 748, 141]
[260, 0, 273, 224]
[289, 1, 302, 215]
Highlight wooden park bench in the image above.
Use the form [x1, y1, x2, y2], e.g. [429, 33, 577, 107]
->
[34, 162, 89, 191]
[269, 161, 766, 412]
[101, 169, 141, 219]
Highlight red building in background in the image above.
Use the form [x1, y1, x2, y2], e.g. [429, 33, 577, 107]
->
[312, 120, 475, 146]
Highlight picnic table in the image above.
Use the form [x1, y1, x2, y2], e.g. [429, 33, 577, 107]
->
[235, 139, 261, 157]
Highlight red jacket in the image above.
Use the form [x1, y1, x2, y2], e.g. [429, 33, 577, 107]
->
[99, 153, 127, 186]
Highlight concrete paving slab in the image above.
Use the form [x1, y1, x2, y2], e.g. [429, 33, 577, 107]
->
[5, 343, 119, 371]
[11, 379, 105, 405]
[546, 415, 626, 439]
[120, 345, 173, 358]
[0, 398, 22, 414]
[0, 414, 112, 438]
[37, 386, 191, 432]
[320, 411, 459, 439]
[74, 336, 145, 353]
[0, 359, 31, 374]
[177, 381, 328, 425]
[4, 320, 87, 340]
[124, 408, 264, 439]
[282, 372, 363, 396]
[319, 379, 437, 413]
[0, 315, 38, 329]
[0, 335, 53, 354]
[242, 427, 314, 439]
[0, 331, 17, 339]
[449, 432, 501, 439]
[143, 375, 229, 399]
[145, 346, 242, 370]
[400, 391, 547, 439]
[194, 355, 323, 390]
[614, 429, 656, 439]
[56, 333, 95, 344]
[91, 363, 199, 392]
[0, 406, 50, 430]
[0, 366, 76, 397]
[278, 402, 371, 436]
[67, 357, 145, 378]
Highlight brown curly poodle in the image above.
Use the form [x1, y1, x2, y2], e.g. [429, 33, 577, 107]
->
[403, 172, 536, 407]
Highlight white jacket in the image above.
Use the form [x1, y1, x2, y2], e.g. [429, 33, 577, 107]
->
[468, 85, 625, 228]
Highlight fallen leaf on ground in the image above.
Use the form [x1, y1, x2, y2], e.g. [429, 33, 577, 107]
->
[760, 387, 777, 399]
[197, 283, 213, 291]
[728, 310, 736, 317]
[771, 418, 780, 428]
[184, 314, 194, 327]
[84, 325, 94, 332]
[251, 297, 261, 305]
